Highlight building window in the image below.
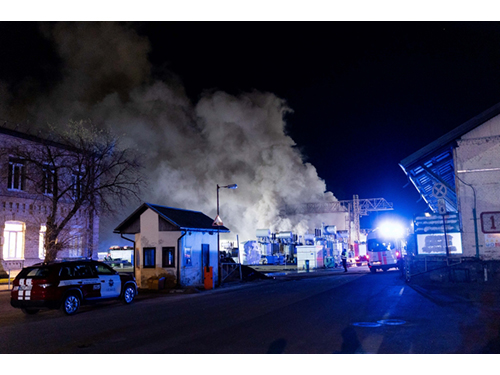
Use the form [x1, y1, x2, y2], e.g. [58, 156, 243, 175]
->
[162, 247, 175, 268]
[71, 171, 83, 199]
[8, 158, 25, 191]
[39, 224, 46, 259]
[143, 247, 155, 268]
[68, 227, 83, 258]
[3, 221, 25, 260]
[42, 165, 56, 195]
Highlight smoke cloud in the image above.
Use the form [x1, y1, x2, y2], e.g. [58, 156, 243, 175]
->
[2, 22, 338, 248]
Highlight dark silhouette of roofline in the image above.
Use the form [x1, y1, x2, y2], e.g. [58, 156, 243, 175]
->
[400, 101, 500, 169]
[0, 124, 77, 152]
[114, 202, 230, 234]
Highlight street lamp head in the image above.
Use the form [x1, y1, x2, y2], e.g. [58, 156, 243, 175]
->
[219, 183, 237, 190]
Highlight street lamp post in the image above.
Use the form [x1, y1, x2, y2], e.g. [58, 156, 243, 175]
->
[215, 183, 237, 286]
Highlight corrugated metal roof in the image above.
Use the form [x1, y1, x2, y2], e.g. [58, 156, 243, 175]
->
[113, 203, 230, 234]
[399, 101, 500, 214]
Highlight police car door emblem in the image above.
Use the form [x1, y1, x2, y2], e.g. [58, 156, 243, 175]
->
[109, 279, 114, 287]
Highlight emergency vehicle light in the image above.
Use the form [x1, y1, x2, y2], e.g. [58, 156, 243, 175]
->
[379, 221, 405, 239]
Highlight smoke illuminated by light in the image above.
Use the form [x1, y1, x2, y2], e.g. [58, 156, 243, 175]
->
[0, 22, 338, 248]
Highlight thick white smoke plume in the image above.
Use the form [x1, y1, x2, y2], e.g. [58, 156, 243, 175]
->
[1, 22, 338, 248]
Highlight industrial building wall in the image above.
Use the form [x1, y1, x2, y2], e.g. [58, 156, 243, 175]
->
[455, 115, 500, 260]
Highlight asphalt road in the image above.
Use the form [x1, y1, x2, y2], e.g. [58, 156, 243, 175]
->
[1, 267, 499, 354]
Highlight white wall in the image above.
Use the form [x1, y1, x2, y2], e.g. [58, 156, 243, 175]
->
[455, 116, 500, 259]
[135, 208, 220, 288]
[296, 245, 324, 269]
[180, 231, 219, 287]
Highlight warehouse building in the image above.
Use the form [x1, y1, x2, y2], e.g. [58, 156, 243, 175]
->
[400, 102, 500, 281]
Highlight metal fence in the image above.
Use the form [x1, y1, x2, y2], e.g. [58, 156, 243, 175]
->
[220, 262, 242, 284]
[403, 255, 497, 283]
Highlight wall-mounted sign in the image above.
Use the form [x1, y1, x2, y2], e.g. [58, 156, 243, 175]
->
[416, 233, 463, 255]
[484, 233, 500, 248]
[414, 213, 462, 255]
[414, 213, 460, 235]
[481, 212, 500, 233]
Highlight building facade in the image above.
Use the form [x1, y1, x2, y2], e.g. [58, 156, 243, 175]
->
[114, 203, 229, 289]
[455, 114, 500, 259]
[400, 102, 500, 280]
[0, 126, 99, 277]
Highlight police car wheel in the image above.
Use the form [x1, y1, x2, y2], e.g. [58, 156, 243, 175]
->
[62, 293, 81, 315]
[21, 308, 40, 315]
[123, 285, 136, 304]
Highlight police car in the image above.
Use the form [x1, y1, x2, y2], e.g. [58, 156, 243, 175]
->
[10, 259, 137, 315]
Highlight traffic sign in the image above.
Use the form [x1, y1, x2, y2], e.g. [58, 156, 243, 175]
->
[212, 215, 223, 226]
[438, 198, 447, 215]
[432, 183, 447, 199]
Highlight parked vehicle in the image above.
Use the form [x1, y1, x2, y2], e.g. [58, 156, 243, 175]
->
[10, 259, 137, 315]
[354, 254, 369, 267]
[367, 224, 405, 273]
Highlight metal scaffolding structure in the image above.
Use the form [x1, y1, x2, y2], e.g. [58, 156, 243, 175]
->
[279, 196, 394, 245]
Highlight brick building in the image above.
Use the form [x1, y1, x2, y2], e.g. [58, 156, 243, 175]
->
[0, 126, 99, 277]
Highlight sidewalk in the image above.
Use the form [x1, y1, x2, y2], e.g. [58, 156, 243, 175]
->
[408, 278, 500, 306]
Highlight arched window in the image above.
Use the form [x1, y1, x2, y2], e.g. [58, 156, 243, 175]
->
[3, 221, 25, 260]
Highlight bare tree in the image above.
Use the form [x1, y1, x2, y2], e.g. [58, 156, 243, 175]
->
[3, 120, 143, 262]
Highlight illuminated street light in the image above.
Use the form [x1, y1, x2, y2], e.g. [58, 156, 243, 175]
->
[215, 183, 237, 286]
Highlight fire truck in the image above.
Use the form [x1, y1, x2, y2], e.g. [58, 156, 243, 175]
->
[366, 223, 405, 273]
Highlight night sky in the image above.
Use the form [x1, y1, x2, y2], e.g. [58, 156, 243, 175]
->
[138, 22, 500, 227]
[2, 20, 500, 231]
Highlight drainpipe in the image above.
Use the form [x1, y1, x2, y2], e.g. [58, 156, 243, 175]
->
[456, 175, 480, 258]
[473, 206, 480, 259]
[120, 234, 136, 280]
[177, 231, 187, 288]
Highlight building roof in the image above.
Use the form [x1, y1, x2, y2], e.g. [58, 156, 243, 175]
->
[400, 101, 500, 169]
[113, 202, 230, 234]
[399, 101, 500, 214]
[0, 124, 76, 152]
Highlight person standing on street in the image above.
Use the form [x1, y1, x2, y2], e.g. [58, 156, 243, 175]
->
[341, 248, 348, 272]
